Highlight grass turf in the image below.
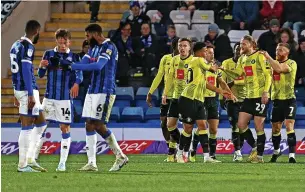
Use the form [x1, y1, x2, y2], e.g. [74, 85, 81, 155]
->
[1, 154, 305, 192]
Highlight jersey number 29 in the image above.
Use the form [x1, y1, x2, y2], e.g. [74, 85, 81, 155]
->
[10, 53, 19, 73]
[255, 103, 265, 114]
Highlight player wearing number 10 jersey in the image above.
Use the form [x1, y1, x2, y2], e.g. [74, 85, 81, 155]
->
[220, 35, 272, 163]
[261, 43, 297, 163]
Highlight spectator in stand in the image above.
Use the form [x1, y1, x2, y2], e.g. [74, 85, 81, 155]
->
[232, 0, 259, 32]
[89, 1, 101, 23]
[203, 23, 233, 62]
[282, 1, 305, 37]
[161, 25, 177, 55]
[259, 0, 283, 30]
[112, 22, 137, 86]
[257, 19, 280, 59]
[277, 28, 299, 56]
[133, 23, 159, 76]
[151, 9, 174, 37]
[294, 37, 305, 87]
[179, 1, 197, 14]
[127, 1, 150, 37]
[78, 40, 89, 59]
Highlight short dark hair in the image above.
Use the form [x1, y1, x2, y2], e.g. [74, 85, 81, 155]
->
[82, 40, 89, 48]
[55, 29, 71, 40]
[278, 42, 291, 50]
[85, 24, 103, 35]
[178, 37, 192, 45]
[171, 37, 179, 51]
[167, 25, 176, 31]
[141, 22, 151, 28]
[193, 42, 205, 53]
[25, 20, 40, 36]
[119, 21, 131, 30]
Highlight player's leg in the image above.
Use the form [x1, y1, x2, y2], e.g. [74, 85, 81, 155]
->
[285, 99, 297, 163]
[34, 129, 46, 160]
[190, 129, 200, 161]
[177, 123, 193, 163]
[160, 100, 170, 152]
[270, 100, 284, 163]
[208, 119, 219, 159]
[56, 123, 71, 171]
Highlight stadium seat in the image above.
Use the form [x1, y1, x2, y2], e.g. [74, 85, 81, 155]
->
[178, 29, 201, 41]
[114, 100, 130, 112]
[116, 87, 134, 100]
[252, 30, 268, 41]
[295, 87, 305, 101]
[296, 107, 305, 120]
[146, 10, 158, 20]
[191, 24, 209, 39]
[228, 30, 250, 44]
[170, 10, 191, 27]
[121, 107, 144, 121]
[136, 100, 156, 110]
[219, 29, 225, 35]
[175, 24, 189, 37]
[296, 101, 304, 107]
[301, 30, 305, 37]
[295, 120, 305, 126]
[145, 107, 160, 120]
[219, 110, 228, 120]
[136, 87, 159, 100]
[191, 10, 214, 24]
[110, 106, 120, 122]
[293, 30, 298, 43]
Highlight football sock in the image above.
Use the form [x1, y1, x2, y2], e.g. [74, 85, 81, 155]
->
[178, 130, 191, 151]
[168, 141, 176, 155]
[272, 132, 281, 153]
[191, 131, 199, 156]
[168, 127, 180, 144]
[239, 129, 245, 149]
[86, 131, 97, 165]
[18, 125, 33, 168]
[257, 131, 266, 156]
[35, 130, 46, 160]
[209, 134, 217, 157]
[287, 131, 296, 154]
[104, 131, 124, 158]
[27, 123, 47, 163]
[232, 127, 241, 151]
[161, 121, 170, 142]
[241, 128, 256, 148]
[198, 130, 209, 153]
[60, 132, 71, 164]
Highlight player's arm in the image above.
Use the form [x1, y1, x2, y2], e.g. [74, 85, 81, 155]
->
[206, 83, 231, 99]
[258, 54, 272, 104]
[262, 51, 291, 73]
[37, 51, 49, 78]
[162, 57, 175, 104]
[71, 55, 83, 98]
[219, 58, 243, 78]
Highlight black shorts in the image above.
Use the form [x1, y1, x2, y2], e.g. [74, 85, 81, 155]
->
[160, 99, 171, 117]
[204, 97, 219, 120]
[167, 99, 179, 118]
[178, 96, 206, 125]
[240, 98, 268, 117]
[226, 101, 243, 126]
[271, 99, 297, 122]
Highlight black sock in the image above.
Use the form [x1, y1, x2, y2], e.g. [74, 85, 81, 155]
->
[287, 132, 296, 153]
[168, 142, 176, 155]
[161, 121, 170, 142]
[191, 133, 199, 156]
[240, 132, 245, 149]
[169, 128, 180, 144]
[209, 138, 217, 157]
[242, 128, 256, 148]
[272, 134, 281, 151]
[198, 134, 209, 153]
[183, 135, 192, 153]
[232, 131, 241, 151]
[166, 142, 169, 148]
[178, 131, 191, 151]
[257, 133, 266, 156]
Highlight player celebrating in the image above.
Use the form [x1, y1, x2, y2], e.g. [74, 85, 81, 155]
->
[190, 46, 233, 162]
[260, 43, 297, 163]
[146, 38, 179, 156]
[38, 29, 83, 171]
[71, 24, 128, 172]
[220, 43, 246, 162]
[161, 38, 194, 162]
[10, 20, 47, 172]
[220, 35, 272, 163]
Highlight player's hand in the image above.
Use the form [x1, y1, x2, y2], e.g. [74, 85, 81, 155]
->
[146, 93, 153, 107]
[220, 90, 232, 99]
[210, 65, 218, 72]
[230, 94, 238, 103]
[162, 95, 167, 105]
[39, 60, 49, 68]
[259, 51, 271, 59]
[261, 91, 269, 104]
[28, 96, 35, 109]
[70, 83, 79, 98]
[14, 97, 19, 107]
[218, 66, 224, 71]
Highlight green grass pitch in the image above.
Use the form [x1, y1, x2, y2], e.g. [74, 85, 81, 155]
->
[2, 155, 305, 192]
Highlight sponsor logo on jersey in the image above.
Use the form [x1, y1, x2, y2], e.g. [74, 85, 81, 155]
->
[251, 59, 256, 64]
[27, 49, 33, 57]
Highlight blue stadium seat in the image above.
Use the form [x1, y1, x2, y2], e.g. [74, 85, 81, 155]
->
[135, 100, 158, 110]
[121, 107, 144, 122]
[116, 87, 134, 100]
[73, 100, 83, 116]
[114, 100, 130, 112]
[296, 107, 305, 120]
[295, 87, 305, 101]
[136, 87, 159, 100]
[295, 120, 305, 126]
[296, 101, 304, 107]
[145, 107, 160, 120]
[110, 106, 120, 122]
[219, 110, 228, 120]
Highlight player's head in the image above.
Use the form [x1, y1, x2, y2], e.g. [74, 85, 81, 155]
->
[193, 42, 206, 58]
[55, 29, 71, 52]
[205, 46, 214, 63]
[25, 20, 41, 44]
[233, 42, 241, 60]
[178, 38, 192, 57]
[85, 24, 103, 47]
[240, 35, 256, 55]
[276, 43, 290, 61]
[171, 37, 179, 56]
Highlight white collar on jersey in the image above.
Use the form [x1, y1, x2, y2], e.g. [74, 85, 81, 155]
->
[21, 36, 33, 45]
[54, 47, 70, 54]
[102, 38, 110, 44]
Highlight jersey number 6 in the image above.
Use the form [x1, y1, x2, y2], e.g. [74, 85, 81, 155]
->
[10, 53, 19, 73]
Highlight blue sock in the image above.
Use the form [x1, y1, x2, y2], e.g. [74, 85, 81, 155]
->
[62, 132, 71, 139]
[86, 131, 96, 136]
[101, 129, 112, 139]
[21, 125, 33, 130]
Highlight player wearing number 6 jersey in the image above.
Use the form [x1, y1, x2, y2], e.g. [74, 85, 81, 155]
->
[10, 20, 48, 172]
[220, 35, 272, 163]
[38, 29, 83, 171]
[260, 43, 297, 163]
[71, 24, 128, 172]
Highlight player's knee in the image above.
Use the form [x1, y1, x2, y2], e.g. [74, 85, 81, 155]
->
[167, 119, 177, 129]
[196, 120, 207, 130]
[60, 124, 70, 133]
[285, 120, 295, 132]
[85, 121, 95, 132]
[21, 116, 35, 127]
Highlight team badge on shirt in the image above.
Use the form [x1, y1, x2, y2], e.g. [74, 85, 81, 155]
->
[251, 59, 256, 64]
[106, 49, 112, 56]
[27, 49, 33, 57]
[184, 64, 188, 68]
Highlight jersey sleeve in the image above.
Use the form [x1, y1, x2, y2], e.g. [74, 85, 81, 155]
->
[223, 57, 243, 79]
[163, 56, 175, 96]
[149, 55, 166, 94]
[100, 43, 115, 61]
[286, 60, 296, 73]
[21, 44, 34, 63]
[258, 54, 272, 93]
[198, 58, 211, 71]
